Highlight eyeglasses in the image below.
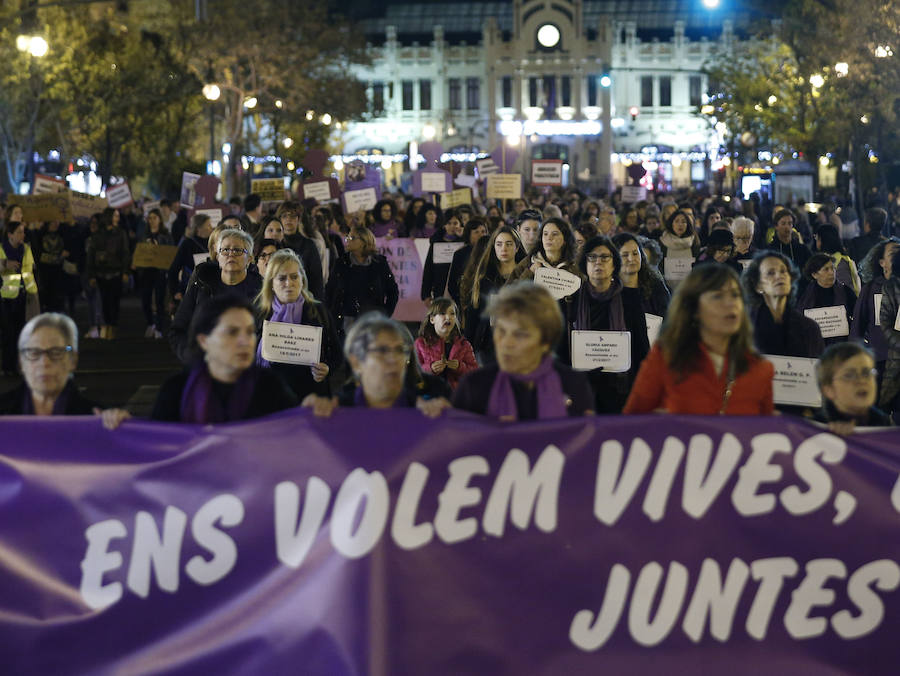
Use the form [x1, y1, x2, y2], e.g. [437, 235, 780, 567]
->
[367, 345, 408, 359]
[219, 247, 249, 257]
[834, 368, 878, 383]
[345, 235, 358, 242]
[21, 346, 73, 361]
[586, 253, 613, 263]
[257, 252, 274, 261]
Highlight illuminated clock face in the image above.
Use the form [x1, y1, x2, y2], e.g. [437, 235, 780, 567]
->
[537, 24, 560, 48]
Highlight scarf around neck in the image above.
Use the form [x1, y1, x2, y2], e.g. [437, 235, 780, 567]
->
[487, 354, 567, 420]
[180, 361, 259, 423]
[660, 230, 694, 254]
[576, 279, 626, 331]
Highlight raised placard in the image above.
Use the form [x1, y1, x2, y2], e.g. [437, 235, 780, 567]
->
[486, 174, 522, 200]
[433, 242, 465, 265]
[131, 243, 178, 270]
[764, 354, 822, 408]
[531, 160, 563, 186]
[69, 190, 108, 219]
[475, 157, 499, 176]
[420, 172, 450, 194]
[622, 185, 647, 203]
[343, 188, 378, 214]
[251, 178, 285, 203]
[180, 172, 201, 208]
[570, 330, 632, 373]
[804, 305, 849, 338]
[302, 181, 333, 202]
[195, 208, 223, 228]
[32, 174, 67, 194]
[533, 267, 582, 300]
[645, 312, 663, 345]
[106, 182, 133, 208]
[439, 188, 472, 208]
[10, 194, 72, 222]
[663, 257, 694, 283]
[261, 320, 322, 365]
[875, 293, 883, 326]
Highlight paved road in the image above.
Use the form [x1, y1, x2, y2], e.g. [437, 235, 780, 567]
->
[0, 294, 181, 415]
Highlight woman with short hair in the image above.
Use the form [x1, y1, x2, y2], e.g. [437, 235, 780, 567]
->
[798, 253, 857, 346]
[624, 265, 774, 415]
[453, 281, 594, 420]
[167, 212, 213, 304]
[851, 238, 900, 384]
[256, 249, 342, 401]
[168, 228, 263, 364]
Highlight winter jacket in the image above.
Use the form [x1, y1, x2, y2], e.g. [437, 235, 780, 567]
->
[414, 335, 478, 389]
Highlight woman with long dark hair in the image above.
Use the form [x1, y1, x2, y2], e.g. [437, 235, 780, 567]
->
[85, 208, 130, 340]
[625, 264, 774, 415]
[612, 232, 670, 317]
[851, 238, 900, 383]
[447, 216, 488, 307]
[134, 208, 174, 338]
[421, 208, 465, 304]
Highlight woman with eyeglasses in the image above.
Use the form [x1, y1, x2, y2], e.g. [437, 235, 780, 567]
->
[302, 312, 451, 417]
[255, 250, 342, 401]
[153, 294, 298, 422]
[566, 236, 649, 413]
[167, 228, 263, 364]
[326, 226, 398, 336]
[0, 313, 130, 428]
[742, 251, 824, 360]
[813, 343, 892, 432]
[254, 238, 281, 279]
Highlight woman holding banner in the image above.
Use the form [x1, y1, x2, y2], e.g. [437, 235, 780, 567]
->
[326, 226, 398, 337]
[255, 250, 342, 401]
[565, 236, 648, 413]
[742, 251, 824, 359]
[453, 281, 594, 420]
[624, 265, 774, 415]
[153, 294, 298, 422]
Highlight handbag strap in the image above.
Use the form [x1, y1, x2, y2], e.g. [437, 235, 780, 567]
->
[718, 357, 737, 415]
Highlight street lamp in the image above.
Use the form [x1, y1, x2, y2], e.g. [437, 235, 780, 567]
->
[243, 96, 258, 109]
[809, 74, 825, 89]
[422, 124, 436, 140]
[320, 113, 332, 126]
[202, 83, 220, 101]
[17, 35, 48, 57]
[834, 62, 849, 77]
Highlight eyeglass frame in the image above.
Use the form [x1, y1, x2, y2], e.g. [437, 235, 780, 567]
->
[20, 346, 74, 362]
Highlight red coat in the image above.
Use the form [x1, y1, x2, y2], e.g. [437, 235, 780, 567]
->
[414, 335, 478, 389]
[623, 343, 774, 415]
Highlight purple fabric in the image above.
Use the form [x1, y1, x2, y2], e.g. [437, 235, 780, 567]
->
[179, 361, 260, 423]
[369, 221, 401, 237]
[576, 279, 626, 331]
[256, 297, 306, 367]
[2, 413, 900, 674]
[486, 354, 567, 419]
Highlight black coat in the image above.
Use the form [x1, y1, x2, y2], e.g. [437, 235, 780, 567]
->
[167, 236, 208, 298]
[283, 233, 325, 301]
[326, 253, 398, 326]
[0, 380, 96, 415]
[167, 261, 263, 364]
[751, 304, 825, 359]
[447, 244, 474, 307]
[421, 232, 462, 301]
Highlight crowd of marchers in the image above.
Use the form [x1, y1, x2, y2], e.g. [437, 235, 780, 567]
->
[2, 185, 900, 435]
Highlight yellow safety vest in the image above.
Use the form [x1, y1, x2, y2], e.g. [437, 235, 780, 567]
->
[0, 244, 38, 299]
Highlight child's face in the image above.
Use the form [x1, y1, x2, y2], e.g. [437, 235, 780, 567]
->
[822, 353, 877, 417]
[430, 307, 457, 338]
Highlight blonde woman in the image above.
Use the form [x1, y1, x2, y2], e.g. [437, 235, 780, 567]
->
[256, 249, 342, 400]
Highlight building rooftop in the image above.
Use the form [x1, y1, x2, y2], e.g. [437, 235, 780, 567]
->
[360, 0, 770, 44]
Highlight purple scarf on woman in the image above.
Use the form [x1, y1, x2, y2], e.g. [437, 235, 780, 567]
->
[180, 361, 259, 423]
[22, 379, 71, 415]
[576, 279, 625, 331]
[487, 354, 567, 420]
[256, 297, 305, 367]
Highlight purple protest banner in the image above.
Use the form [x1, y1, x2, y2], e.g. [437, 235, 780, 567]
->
[2, 412, 900, 674]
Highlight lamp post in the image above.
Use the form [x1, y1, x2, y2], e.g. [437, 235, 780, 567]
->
[15, 32, 48, 192]
[202, 67, 220, 175]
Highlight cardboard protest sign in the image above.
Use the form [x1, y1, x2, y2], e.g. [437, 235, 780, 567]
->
[439, 188, 472, 208]
[412, 142, 452, 197]
[251, 178, 286, 203]
[106, 182, 133, 209]
[531, 159, 563, 186]
[68, 190, 108, 219]
[486, 174, 523, 200]
[299, 150, 341, 203]
[131, 243, 178, 270]
[32, 173, 67, 194]
[9, 193, 72, 222]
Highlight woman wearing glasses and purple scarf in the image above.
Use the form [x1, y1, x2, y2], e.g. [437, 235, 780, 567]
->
[152, 294, 298, 423]
[167, 228, 263, 364]
[0, 313, 130, 428]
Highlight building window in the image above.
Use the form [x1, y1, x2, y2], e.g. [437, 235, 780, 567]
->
[448, 78, 461, 110]
[419, 79, 431, 111]
[371, 81, 384, 114]
[501, 76, 512, 108]
[587, 74, 598, 107]
[641, 76, 653, 108]
[689, 75, 702, 107]
[466, 77, 480, 110]
[561, 76, 571, 107]
[402, 80, 414, 111]
[529, 77, 539, 107]
[659, 76, 671, 107]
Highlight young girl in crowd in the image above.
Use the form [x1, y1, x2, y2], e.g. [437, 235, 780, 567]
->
[414, 298, 477, 389]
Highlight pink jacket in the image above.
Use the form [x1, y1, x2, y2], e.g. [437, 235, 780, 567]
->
[414, 335, 478, 389]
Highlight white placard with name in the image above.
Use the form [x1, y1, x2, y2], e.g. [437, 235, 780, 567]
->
[664, 257, 694, 283]
[420, 171, 448, 193]
[622, 185, 647, 203]
[261, 320, 322, 365]
[303, 181, 332, 202]
[344, 188, 378, 213]
[476, 157, 499, 175]
[645, 313, 663, 345]
[192, 253, 209, 266]
[804, 305, 849, 338]
[195, 208, 222, 228]
[433, 242, 464, 265]
[764, 354, 822, 408]
[106, 182, 133, 208]
[571, 331, 632, 373]
[533, 267, 582, 300]
[874, 293, 883, 326]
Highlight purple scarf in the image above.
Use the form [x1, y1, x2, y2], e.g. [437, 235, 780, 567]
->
[2, 239, 24, 264]
[22, 380, 71, 415]
[180, 361, 260, 423]
[576, 279, 626, 331]
[487, 354, 568, 420]
[256, 297, 306, 367]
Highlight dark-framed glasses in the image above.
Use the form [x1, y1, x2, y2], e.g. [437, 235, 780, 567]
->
[586, 253, 613, 263]
[219, 247, 249, 257]
[835, 368, 878, 383]
[20, 346, 73, 361]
